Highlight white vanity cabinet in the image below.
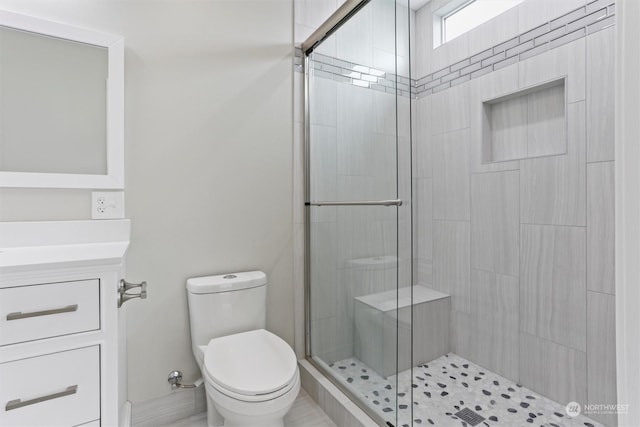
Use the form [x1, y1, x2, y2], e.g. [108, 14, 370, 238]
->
[0, 220, 131, 427]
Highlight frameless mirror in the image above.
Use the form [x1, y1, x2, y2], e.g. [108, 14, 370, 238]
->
[0, 10, 124, 188]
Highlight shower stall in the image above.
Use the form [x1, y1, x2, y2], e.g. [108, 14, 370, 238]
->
[304, 0, 415, 424]
[303, 0, 618, 426]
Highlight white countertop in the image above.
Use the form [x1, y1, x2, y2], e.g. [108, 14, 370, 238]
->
[0, 220, 130, 272]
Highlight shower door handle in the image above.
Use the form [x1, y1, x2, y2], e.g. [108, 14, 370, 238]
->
[305, 199, 402, 207]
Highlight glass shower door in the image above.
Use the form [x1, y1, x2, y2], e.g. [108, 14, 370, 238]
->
[305, 0, 412, 424]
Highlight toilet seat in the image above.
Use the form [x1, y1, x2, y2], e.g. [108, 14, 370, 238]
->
[203, 329, 298, 401]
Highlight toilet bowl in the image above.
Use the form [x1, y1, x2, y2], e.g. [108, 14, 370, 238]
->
[187, 272, 299, 427]
[201, 329, 300, 426]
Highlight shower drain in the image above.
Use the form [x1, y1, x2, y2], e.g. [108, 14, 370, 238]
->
[454, 408, 486, 426]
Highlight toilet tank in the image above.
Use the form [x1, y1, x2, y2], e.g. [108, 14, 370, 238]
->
[186, 271, 266, 349]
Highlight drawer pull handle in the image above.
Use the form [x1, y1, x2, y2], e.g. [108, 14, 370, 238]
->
[5, 385, 78, 411]
[6, 304, 78, 321]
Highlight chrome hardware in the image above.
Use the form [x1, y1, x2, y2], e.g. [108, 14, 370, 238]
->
[223, 274, 237, 279]
[306, 199, 403, 207]
[118, 279, 147, 308]
[167, 370, 196, 390]
[6, 304, 78, 321]
[5, 385, 78, 411]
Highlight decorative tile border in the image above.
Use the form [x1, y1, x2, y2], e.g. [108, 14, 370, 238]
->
[416, 0, 615, 97]
[296, 46, 415, 98]
[295, 0, 615, 99]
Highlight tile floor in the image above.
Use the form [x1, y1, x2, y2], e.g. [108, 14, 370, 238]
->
[165, 389, 336, 427]
[329, 353, 604, 427]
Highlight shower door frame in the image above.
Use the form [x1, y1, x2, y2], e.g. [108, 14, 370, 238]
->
[302, 1, 410, 424]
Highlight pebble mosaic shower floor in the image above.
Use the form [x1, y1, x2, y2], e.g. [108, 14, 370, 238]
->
[329, 353, 604, 427]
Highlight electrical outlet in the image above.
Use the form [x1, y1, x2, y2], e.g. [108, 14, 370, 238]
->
[92, 191, 125, 219]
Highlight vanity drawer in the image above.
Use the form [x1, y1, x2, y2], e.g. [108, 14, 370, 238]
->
[0, 345, 100, 427]
[0, 279, 100, 346]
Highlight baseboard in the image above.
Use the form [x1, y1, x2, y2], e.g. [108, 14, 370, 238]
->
[131, 384, 206, 427]
[120, 401, 132, 427]
[131, 362, 376, 427]
[298, 359, 378, 427]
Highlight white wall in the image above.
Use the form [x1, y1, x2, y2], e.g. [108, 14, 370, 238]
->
[0, 0, 293, 404]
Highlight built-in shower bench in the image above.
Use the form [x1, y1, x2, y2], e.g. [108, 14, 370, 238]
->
[354, 285, 450, 378]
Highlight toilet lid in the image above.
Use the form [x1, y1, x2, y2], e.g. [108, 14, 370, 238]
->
[204, 329, 297, 396]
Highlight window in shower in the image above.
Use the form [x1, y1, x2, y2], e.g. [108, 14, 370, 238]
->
[433, 0, 524, 46]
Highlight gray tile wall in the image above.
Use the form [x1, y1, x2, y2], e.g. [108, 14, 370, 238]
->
[297, 1, 613, 105]
[413, 7, 617, 427]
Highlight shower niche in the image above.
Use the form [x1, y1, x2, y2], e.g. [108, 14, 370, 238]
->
[481, 77, 567, 163]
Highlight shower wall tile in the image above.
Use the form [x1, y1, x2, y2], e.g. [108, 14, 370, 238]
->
[310, 222, 338, 320]
[469, 270, 519, 382]
[488, 96, 529, 162]
[311, 316, 338, 364]
[471, 171, 519, 277]
[372, 90, 397, 136]
[586, 26, 615, 162]
[433, 220, 470, 313]
[336, 205, 383, 266]
[415, 96, 432, 179]
[519, 333, 587, 405]
[520, 102, 586, 226]
[372, 48, 396, 77]
[469, 63, 521, 174]
[518, 0, 587, 37]
[468, 6, 519, 58]
[518, 37, 586, 103]
[337, 84, 373, 176]
[431, 82, 471, 136]
[415, 178, 433, 261]
[415, 5, 433, 77]
[336, 175, 374, 203]
[371, 133, 397, 199]
[416, 258, 433, 287]
[336, 3, 372, 67]
[587, 291, 618, 427]
[380, 219, 400, 261]
[294, 0, 339, 42]
[310, 76, 337, 127]
[520, 224, 586, 352]
[395, 3, 412, 78]
[432, 33, 470, 75]
[450, 310, 471, 360]
[310, 125, 337, 210]
[433, 129, 470, 221]
[526, 85, 567, 158]
[372, 0, 395, 56]
[335, 313, 354, 362]
[397, 95, 412, 139]
[587, 161, 615, 294]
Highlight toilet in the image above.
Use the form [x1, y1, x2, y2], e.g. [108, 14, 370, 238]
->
[186, 271, 300, 427]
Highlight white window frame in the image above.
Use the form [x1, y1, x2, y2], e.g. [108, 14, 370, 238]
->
[433, 0, 523, 48]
